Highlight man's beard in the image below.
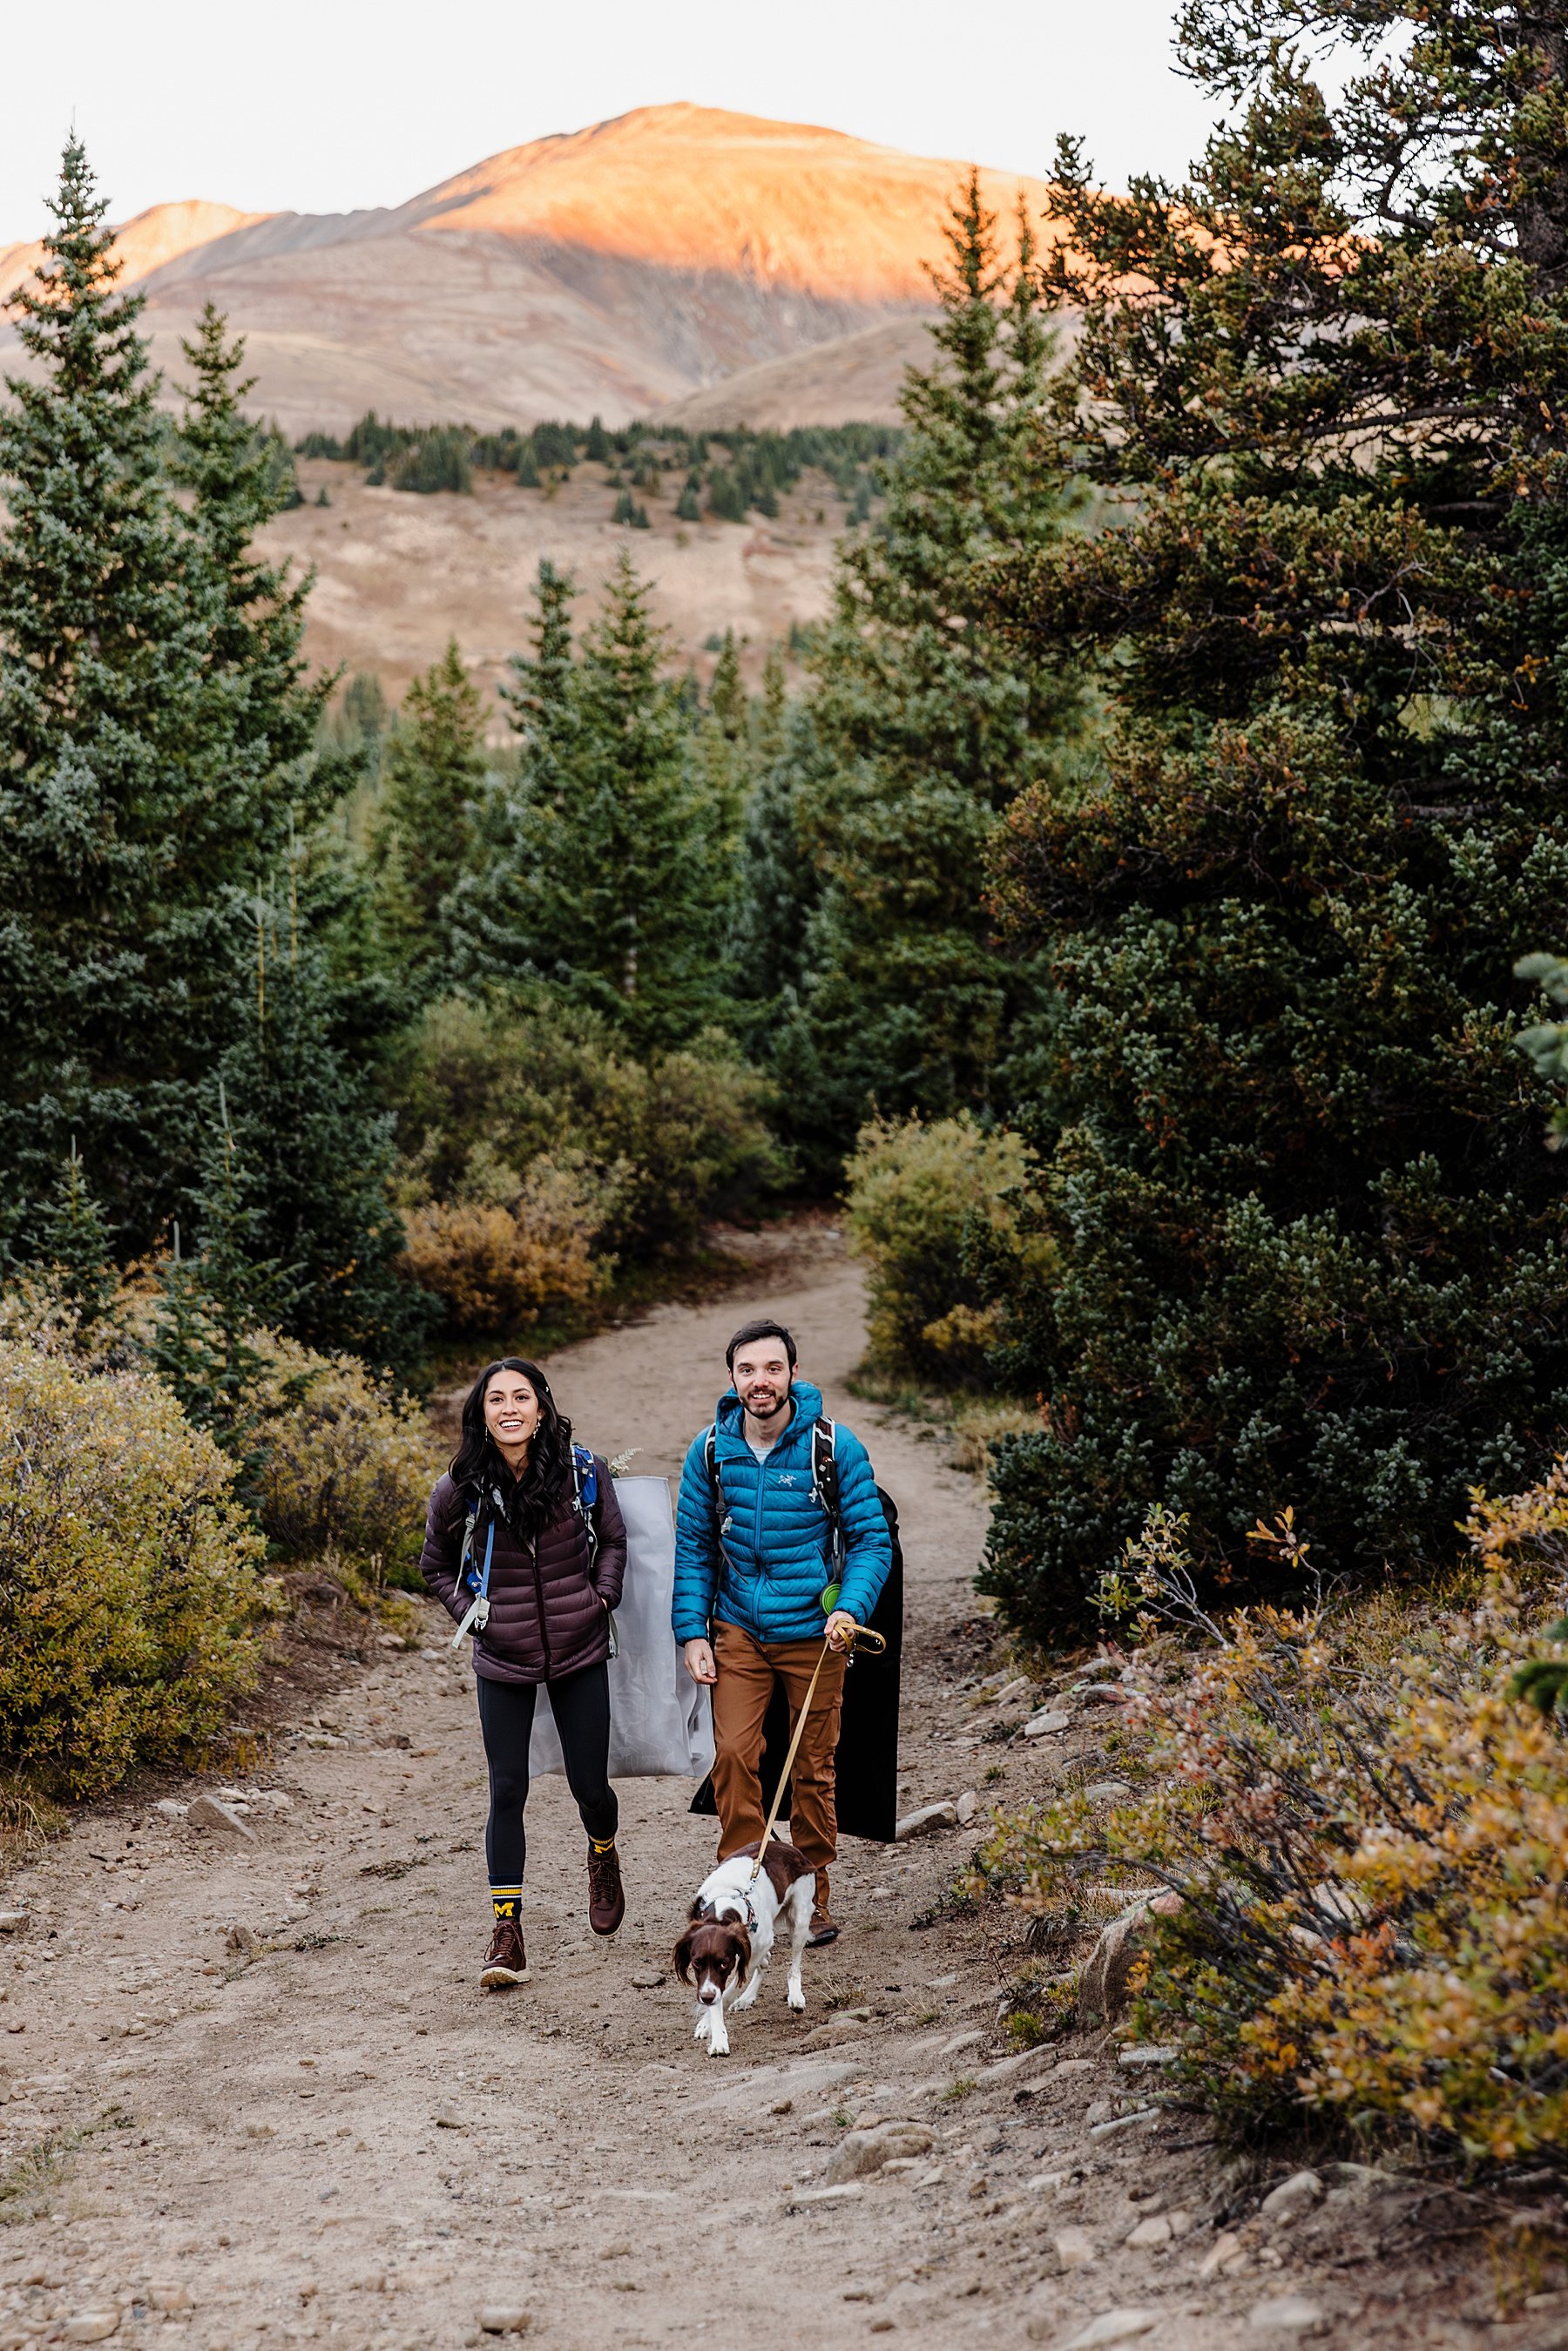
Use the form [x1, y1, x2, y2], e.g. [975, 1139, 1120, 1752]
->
[746, 1387, 788, 1421]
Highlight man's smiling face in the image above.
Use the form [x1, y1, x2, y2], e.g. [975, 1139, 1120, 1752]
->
[732, 1337, 793, 1423]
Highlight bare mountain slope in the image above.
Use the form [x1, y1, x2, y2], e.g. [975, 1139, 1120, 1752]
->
[0, 197, 269, 301]
[657, 314, 940, 429]
[1, 105, 1057, 432]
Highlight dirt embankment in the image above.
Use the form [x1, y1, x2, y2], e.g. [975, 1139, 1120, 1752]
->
[0, 1227, 1542, 2351]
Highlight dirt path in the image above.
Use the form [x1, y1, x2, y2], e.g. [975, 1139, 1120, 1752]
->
[0, 1229, 1529, 2351]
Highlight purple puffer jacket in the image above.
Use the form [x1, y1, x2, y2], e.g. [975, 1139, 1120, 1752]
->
[419, 1458, 627, 1686]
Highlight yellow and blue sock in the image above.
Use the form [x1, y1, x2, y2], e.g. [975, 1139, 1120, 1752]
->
[490, 1885, 521, 1922]
[588, 1835, 615, 1854]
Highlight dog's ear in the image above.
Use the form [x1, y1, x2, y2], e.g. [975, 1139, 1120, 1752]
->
[672, 1929, 697, 1984]
[728, 1923, 753, 1975]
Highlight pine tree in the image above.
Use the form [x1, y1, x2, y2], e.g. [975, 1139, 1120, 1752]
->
[696, 630, 752, 868]
[370, 638, 486, 990]
[771, 178, 1087, 1163]
[977, 0, 1568, 1641]
[150, 1089, 285, 1466]
[0, 138, 292, 1247]
[33, 1142, 115, 1328]
[452, 555, 727, 1045]
[218, 875, 426, 1366]
[172, 301, 334, 799]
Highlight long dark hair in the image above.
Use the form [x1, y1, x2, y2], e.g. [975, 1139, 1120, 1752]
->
[450, 1358, 573, 1537]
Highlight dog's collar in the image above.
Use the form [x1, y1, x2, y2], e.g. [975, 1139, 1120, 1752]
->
[700, 1891, 759, 1936]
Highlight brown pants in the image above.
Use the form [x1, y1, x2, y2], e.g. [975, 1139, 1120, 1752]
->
[711, 1620, 846, 1910]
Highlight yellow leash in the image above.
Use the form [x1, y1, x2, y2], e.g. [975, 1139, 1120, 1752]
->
[747, 1620, 888, 1888]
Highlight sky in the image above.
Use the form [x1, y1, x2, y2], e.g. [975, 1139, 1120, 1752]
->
[1, 0, 1220, 240]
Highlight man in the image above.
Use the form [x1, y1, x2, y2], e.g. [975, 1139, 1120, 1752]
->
[672, 1318, 893, 1945]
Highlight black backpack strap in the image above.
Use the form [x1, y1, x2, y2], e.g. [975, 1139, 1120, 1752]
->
[812, 1417, 844, 1563]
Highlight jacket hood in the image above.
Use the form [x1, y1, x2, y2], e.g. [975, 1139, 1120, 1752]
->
[714, 1378, 825, 1437]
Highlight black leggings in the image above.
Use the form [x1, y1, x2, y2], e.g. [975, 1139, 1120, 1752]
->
[476, 1665, 618, 1886]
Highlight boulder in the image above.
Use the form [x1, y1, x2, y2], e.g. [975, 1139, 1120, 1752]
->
[1247, 2298, 1326, 2335]
[896, 1801, 956, 1841]
[1062, 2312, 1160, 2349]
[824, 2122, 935, 2185]
[1078, 1894, 1180, 2022]
[1024, 1709, 1073, 1739]
[1259, 2170, 1324, 2227]
[64, 2318, 120, 2345]
[186, 1795, 256, 1841]
[955, 1789, 979, 1826]
[476, 2311, 531, 2335]
[1048, 2225, 1097, 2273]
[799, 2014, 870, 2050]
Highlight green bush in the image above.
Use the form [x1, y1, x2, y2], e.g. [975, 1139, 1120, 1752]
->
[249, 1332, 442, 1579]
[842, 1113, 1044, 1385]
[390, 993, 787, 1262]
[0, 1340, 269, 1797]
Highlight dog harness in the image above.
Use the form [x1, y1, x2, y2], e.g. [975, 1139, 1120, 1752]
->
[699, 1889, 760, 1936]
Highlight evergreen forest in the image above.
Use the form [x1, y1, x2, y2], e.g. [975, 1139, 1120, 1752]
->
[6, 0, 1568, 1704]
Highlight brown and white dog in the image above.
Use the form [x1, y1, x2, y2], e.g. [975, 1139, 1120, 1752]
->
[672, 1839, 815, 2057]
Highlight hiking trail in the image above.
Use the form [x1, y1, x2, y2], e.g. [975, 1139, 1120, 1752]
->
[0, 1226, 1520, 2349]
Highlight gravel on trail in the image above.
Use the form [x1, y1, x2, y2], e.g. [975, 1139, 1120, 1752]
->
[0, 1229, 1538, 2351]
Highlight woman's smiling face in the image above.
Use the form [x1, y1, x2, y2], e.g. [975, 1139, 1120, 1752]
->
[483, 1370, 542, 1459]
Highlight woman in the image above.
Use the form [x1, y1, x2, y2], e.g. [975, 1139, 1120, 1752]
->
[420, 1356, 628, 1988]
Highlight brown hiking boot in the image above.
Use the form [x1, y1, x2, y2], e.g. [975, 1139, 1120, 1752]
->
[808, 1867, 837, 1945]
[586, 1841, 625, 1937]
[480, 1915, 529, 1988]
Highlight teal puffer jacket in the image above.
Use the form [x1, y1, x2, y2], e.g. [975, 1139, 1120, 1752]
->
[672, 1381, 893, 1645]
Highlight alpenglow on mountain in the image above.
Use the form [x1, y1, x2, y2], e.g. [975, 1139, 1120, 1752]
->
[0, 105, 1058, 431]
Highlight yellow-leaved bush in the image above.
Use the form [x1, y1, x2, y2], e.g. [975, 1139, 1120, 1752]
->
[248, 1333, 442, 1582]
[396, 1151, 609, 1333]
[0, 1339, 271, 1798]
[980, 1465, 1568, 2164]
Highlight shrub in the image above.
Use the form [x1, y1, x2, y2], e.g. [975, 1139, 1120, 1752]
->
[390, 428, 471, 494]
[0, 1340, 268, 1798]
[981, 1469, 1568, 2165]
[390, 994, 787, 1264]
[249, 1332, 441, 1578]
[842, 1113, 1044, 1385]
[397, 1152, 608, 1333]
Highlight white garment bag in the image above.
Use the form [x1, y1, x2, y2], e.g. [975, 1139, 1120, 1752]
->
[529, 1474, 714, 1780]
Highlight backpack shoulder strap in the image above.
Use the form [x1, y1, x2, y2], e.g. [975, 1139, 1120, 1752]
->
[812, 1416, 841, 1528]
[571, 1443, 599, 1563]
